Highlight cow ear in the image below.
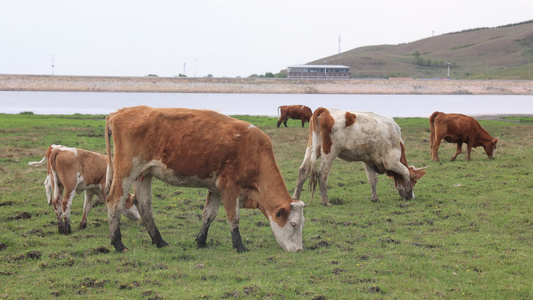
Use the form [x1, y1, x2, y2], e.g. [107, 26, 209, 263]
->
[409, 166, 427, 180]
[492, 137, 499, 144]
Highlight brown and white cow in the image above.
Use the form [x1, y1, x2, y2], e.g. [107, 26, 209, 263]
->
[429, 111, 499, 161]
[105, 106, 305, 253]
[277, 105, 313, 128]
[292, 108, 427, 205]
[29, 145, 140, 234]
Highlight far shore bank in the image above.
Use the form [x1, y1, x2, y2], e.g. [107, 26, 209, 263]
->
[1, 74, 532, 95]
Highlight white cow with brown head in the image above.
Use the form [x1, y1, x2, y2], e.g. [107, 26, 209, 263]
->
[292, 108, 427, 205]
[29, 145, 140, 234]
[105, 106, 305, 253]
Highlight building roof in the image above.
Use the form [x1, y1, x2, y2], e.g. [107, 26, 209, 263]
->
[288, 64, 350, 69]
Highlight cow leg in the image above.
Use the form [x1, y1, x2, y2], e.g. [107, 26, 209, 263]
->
[221, 188, 248, 252]
[283, 118, 288, 128]
[316, 153, 337, 207]
[363, 163, 379, 202]
[52, 187, 65, 234]
[133, 174, 168, 248]
[292, 148, 313, 200]
[61, 188, 75, 234]
[80, 190, 95, 229]
[451, 142, 463, 161]
[196, 191, 222, 249]
[431, 137, 442, 162]
[276, 117, 283, 128]
[107, 177, 135, 252]
[301, 119, 305, 128]
[466, 142, 473, 161]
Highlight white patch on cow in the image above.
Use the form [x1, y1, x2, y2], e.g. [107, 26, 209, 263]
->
[63, 189, 76, 220]
[44, 174, 53, 205]
[268, 201, 304, 252]
[248, 124, 256, 130]
[231, 195, 240, 230]
[123, 205, 141, 220]
[51, 169, 60, 202]
[57, 145, 77, 155]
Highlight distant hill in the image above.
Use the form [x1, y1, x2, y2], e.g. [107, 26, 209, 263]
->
[303, 20, 533, 80]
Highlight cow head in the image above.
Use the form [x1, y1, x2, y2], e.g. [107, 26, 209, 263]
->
[484, 137, 499, 159]
[389, 166, 427, 200]
[268, 200, 305, 252]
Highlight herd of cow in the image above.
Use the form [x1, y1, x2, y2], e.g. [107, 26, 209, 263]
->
[28, 105, 498, 253]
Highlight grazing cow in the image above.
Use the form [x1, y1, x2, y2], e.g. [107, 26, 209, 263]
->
[292, 108, 427, 205]
[105, 106, 305, 253]
[277, 105, 313, 128]
[29, 145, 140, 234]
[429, 111, 499, 161]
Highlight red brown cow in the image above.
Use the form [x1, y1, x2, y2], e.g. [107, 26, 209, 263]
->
[292, 108, 427, 205]
[429, 112, 499, 161]
[105, 106, 305, 253]
[277, 105, 313, 128]
[28, 145, 140, 234]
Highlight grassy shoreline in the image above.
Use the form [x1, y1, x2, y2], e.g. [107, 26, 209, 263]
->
[1, 113, 532, 299]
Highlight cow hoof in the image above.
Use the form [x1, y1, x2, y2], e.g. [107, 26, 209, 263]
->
[371, 198, 379, 203]
[156, 241, 169, 248]
[236, 246, 249, 253]
[322, 202, 332, 207]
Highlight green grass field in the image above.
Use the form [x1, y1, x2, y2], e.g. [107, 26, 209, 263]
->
[1, 113, 532, 299]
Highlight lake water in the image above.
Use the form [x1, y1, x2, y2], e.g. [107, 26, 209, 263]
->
[1, 91, 532, 118]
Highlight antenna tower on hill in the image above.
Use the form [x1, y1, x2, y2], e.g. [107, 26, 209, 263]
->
[338, 34, 341, 54]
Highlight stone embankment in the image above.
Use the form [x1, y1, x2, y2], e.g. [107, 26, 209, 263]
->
[1, 74, 532, 95]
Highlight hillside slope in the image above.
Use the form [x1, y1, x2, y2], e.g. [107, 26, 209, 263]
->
[308, 20, 533, 79]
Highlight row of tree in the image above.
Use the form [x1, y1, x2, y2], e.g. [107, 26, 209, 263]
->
[412, 51, 456, 68]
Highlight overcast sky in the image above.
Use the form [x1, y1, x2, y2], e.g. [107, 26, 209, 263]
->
[2, 0, 532, 78]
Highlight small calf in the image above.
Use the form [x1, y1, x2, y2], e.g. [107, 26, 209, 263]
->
[29, 145, 140, 234]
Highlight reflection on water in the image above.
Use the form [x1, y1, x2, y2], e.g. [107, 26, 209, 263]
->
[1, 91, 532, 118]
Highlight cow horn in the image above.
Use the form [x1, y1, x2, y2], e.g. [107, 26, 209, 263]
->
[409, 165, 428, 171]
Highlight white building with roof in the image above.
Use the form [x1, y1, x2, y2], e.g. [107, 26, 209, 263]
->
[287, 65, 350, 79]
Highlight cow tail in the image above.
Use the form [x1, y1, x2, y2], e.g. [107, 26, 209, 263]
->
[49, 149, 60, 202]
[277, 106, 281, 116]
[307, 111, 322, 204]
[429, 111, 440, 153]
[28, 145, 54, 167]
[28, 155, 48, 167]
[105, 116, 114, 195]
